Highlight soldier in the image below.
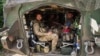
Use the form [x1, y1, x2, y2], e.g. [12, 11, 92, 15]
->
[62, 12, 74, 41]
[33, 13, 58, 53]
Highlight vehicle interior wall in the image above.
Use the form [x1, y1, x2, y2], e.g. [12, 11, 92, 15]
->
[24, 6, 80, 26]
[24, 6, 81, 34]
[19, 1, 79, 18]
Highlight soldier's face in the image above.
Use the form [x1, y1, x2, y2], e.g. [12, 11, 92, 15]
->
[36, 14, 42, 21]
[66, 13, 73, 19]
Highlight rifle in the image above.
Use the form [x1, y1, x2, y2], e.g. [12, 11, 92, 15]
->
[52, 22, 71, 33]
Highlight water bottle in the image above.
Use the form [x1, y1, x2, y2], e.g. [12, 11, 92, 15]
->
[71, 51, 76, 56]
[76, 43, 80, 50]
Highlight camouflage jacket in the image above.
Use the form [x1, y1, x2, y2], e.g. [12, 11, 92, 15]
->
[33, 20, 48, 37]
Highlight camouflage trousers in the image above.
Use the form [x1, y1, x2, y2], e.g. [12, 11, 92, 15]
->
[38, 33, 58, 52]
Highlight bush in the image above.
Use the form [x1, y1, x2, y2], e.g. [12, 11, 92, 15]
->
[0, 0, 3, 28]
[0, 0, 3, 50]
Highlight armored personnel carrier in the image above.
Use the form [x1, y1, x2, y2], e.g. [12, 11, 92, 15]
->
[0, 0, 100, 56]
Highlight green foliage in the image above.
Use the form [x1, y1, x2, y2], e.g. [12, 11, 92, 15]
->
[0, 0, 3, 28]
[0, 0, 3, 50]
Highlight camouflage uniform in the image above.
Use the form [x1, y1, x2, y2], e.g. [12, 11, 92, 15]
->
[33, 20, 58, 52]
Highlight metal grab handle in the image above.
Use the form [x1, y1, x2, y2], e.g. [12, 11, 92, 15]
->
[84, 41, 94, 54]
[16, 39, 23, 49]
[60, 42, 73, 48]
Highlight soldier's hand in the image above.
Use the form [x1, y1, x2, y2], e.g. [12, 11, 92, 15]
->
[47, 31, 52, 35]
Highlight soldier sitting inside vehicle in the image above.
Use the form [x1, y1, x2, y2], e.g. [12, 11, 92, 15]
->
[32, 13, 58, 53]
[62, 12, 74, 41]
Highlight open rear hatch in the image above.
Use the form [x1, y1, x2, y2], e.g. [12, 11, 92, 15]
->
[23, 4, 81, 56]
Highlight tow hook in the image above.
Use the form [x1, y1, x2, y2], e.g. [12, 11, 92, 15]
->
[84, 41, 95, 54]
[16, 39, 23, 49]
